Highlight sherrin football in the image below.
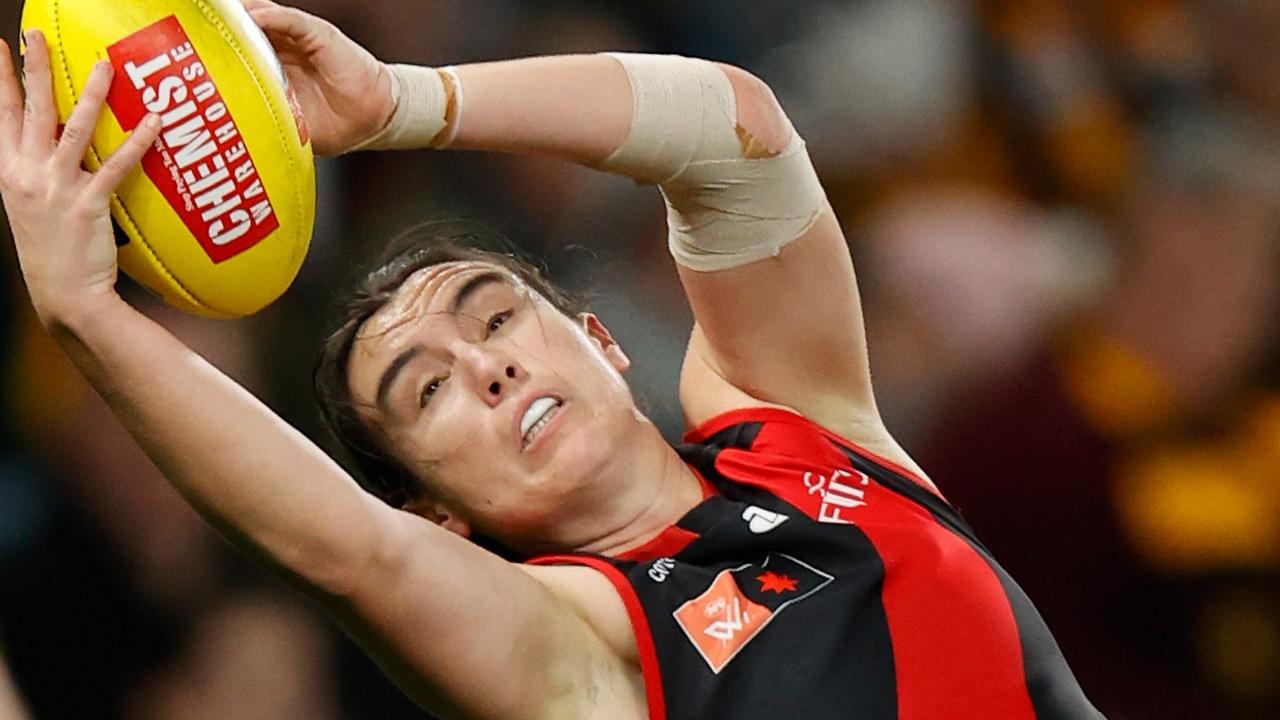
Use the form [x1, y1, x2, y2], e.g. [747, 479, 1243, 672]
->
[20, 0, 316, 318]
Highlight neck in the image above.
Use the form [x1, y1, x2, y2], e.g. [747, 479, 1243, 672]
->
[572, 415, 703, 558]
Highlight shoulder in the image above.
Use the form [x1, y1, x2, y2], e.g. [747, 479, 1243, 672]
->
[684, 405, 939, 496]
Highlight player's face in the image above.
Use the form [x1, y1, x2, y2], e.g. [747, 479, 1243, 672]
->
[345, 261, 636, 549]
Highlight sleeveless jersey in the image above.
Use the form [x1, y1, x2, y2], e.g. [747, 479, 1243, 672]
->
[529, 408, 1106, 720]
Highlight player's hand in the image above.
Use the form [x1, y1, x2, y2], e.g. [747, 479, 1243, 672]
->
[0, 30, 161, 327]
[241, 0, 395, 155]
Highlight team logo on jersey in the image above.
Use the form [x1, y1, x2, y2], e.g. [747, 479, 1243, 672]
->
[673, 554, 833, 674]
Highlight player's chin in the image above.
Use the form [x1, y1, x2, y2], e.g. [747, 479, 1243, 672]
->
[524, 426, 605, 492]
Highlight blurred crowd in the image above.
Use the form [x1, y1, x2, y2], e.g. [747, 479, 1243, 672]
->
[2, 0, 1279, 718]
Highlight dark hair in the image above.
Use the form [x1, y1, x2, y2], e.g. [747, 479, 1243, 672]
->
[313, 220, 585, 509]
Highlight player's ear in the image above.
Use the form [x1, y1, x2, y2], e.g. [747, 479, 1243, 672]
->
[580, 312, 630, 373]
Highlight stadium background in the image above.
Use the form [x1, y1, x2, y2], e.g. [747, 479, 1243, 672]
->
[2, 0, 1279, 717]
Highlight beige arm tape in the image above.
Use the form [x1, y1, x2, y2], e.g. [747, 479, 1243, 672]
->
[599, 53, 826, 272]
[348, 64, 459, 152]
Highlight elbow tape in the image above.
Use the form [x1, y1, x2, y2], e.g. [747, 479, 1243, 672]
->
[600, 53, 826, 272]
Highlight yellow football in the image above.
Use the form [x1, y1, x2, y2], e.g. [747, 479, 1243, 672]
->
[20, 0, 315, 318]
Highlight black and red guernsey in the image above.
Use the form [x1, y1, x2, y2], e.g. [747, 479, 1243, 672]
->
[529, 407, 1106, 720]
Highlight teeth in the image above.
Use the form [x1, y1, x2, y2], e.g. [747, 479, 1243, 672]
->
[521, 397, 561, 447]
[522, 405, 559, 447]
[521, 397, 558, 436]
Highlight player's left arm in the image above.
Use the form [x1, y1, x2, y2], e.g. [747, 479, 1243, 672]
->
[452, 58, 881, 443]
[446, 59, 881, 443]
[242, 3, 883, 443]
[667, 67, 875, 436]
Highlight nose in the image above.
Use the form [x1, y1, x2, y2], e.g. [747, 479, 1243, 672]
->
[454, 343, 522, 406]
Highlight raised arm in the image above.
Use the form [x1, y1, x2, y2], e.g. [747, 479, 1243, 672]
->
[450, 59, 882, 446]
[1, 32, 635, 720]
[248, 0, 890, 457]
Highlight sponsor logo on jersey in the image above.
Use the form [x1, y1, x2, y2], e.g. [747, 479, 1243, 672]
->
[673, 554, 832, 674]
[648, 557, 677, 583]
[107, 16, 279, 263]
[803, 467, 871, 524]
[741, 505, 789, 534]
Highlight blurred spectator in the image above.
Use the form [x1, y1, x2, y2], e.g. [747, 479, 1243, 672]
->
[904, 3, 1280, 718]
[759, 0, 977, 175]
[913, 194, 1280, 714]
[861, 186, 1109, 441]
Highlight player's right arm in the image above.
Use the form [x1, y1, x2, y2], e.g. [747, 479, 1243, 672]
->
[0, 31, 636, 720]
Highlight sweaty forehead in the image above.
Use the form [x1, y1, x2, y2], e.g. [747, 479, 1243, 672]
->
[358, 261, 518, 347]
[346, 261, 523, 414]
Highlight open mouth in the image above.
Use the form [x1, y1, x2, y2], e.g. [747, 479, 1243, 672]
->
[520, 396, 563, 449]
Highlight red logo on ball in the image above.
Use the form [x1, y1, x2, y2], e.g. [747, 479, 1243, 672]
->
[106, 16, 279, 264]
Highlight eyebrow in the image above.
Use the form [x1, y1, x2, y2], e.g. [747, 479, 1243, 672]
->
[449, 270, 508, 314]
[375, 346, 423, 411]
[373, 271, 510, 412]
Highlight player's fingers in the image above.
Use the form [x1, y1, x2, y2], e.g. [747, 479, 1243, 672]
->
[53, 61, 112, 172]
[257, 32, 307, 66]
[239, 0, 278, 11]
[87, 113, 159, 196]
[247, 5, 323, 43]
[18, 29, 57, 157]
[0, 40, 24, 153]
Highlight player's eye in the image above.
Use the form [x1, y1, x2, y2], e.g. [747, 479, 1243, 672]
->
[486, 310, 512, 336]
[419, 376, 446, 409]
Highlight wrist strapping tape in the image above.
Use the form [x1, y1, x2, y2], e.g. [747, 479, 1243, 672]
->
[348, 64, 456, 152]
